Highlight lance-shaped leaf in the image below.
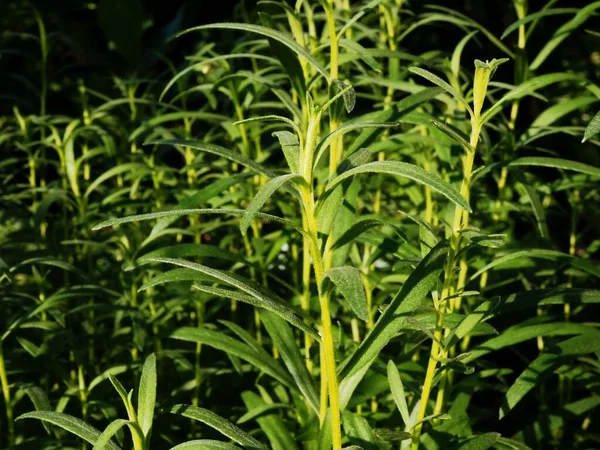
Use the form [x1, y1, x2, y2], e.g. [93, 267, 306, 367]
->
[409, 66, 473, 116]
[241, 173, 305, 235]
[148, 257, 319, 340]
[148, 139, 275, 177]
[170, 328, 294, 390]
[149, 174, 250, 237]
[93, 420, 143, 450]
[16, 411, 120, 450]
[241, 391, 297, 450]
[453, 432, 501, 450]
[508, 156, 600, 177]
[431, 120, 473, 153]
[583, 111, 600, 143]
[332, 217, 406, 250]
[170, 440, 241, 450]
[137, 353, 156, 437]
[273, 131, 300, 173]
[178, 23, 328, 79]
[93, 209, 306, 236]
[530, 1, 600, 71]
[313, 122, 398, 168]
[500, 333, 600, 418]
[339, 241, 449, 380]
[331, 79, 357, 113]
[326, 161, 471, 212]
[165, 404, 265, 449]
[259, 311, 319, 414]
[342, 411, 378, 450]
[323, 266, 368, 321]
[387, 361, 411, 428]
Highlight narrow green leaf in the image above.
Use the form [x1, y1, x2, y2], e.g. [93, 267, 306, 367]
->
[331, 79, 357, 113]
[316, 148, 372, 237]
[93, 420, 142, 450]
[452, 432, 501, 450]
[148, 139, 275, 177]
[326, 161, 471, 212]
[508, 157, 600, 177]
[93, 209, 305, 236]
[500, 333, 600, 418]
[259, 311, 319, 414]
[16, 411, 120, 450]
[530, 2, 600, 70]
[178, 23, 328, 79]
[136, 245, 242, 269]
[451, 30, 478, 80]
[257, 11, 307, 101]
[150, 257, 318, 340]
[431, 120, 473, 152]
[323, 266, 368, 321]
[236, 403, 291, 424]
[64, 137, 81, 197]
[234, 115, 300, 134]
[137, 353, 157, 437]
[21, 385, 52, 434]
[387, 361, 411, 428]
[583, 111, 600, 142]
[332, 217, 406, 250]
[165, 404, 265, 449]
[501, 8, 579, 40]
[171, 327, 294, 389]
[241, 391, 297, 450]
[515, 174, 550, 240]
[108, 373, 135, 421]
[480, 73, 585, 125]
[314, 122, 398, 168]
[272, 131, 300, 173]
[342, 411, 378, 450]
[150, 174, 250, 237]
[409, 67, 473, 115]
[170, 441, 241, 450]
[469, 249, 569, 281]
[460, 229, 507, 248]
[339, 363, 372, 411]
[339, 39, 383, 72]
[84, 163, 150, 198]
[463, 321, 593, 364]
[138, 269, 214, 292]
[318, 410, 332, 450]
[241, 174, 305, 235]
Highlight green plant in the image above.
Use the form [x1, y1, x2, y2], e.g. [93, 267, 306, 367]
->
[2, 0, 600, 449]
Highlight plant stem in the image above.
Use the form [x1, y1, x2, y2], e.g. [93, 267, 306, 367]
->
[0, 343, 14, 448]
[303, 189, 342, 449]
[411, 122, 480, 449]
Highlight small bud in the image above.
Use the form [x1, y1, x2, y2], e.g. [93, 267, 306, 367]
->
[472, 58, 509, 119]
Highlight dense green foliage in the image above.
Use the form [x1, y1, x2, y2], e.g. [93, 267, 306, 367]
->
[2, 0, 600, 449]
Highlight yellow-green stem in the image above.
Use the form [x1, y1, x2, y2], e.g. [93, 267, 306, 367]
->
[302, 189, 342, 449]
[411, 122, 480, 449]
[0, 344, 14, 448]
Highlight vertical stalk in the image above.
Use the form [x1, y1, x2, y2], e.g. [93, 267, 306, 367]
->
[300, 109, 341, 447]
[303, 194, 342, 449]
[0, 343, 14, 448]
[411, 121, 480, 450]
[325, 0, 341, 180]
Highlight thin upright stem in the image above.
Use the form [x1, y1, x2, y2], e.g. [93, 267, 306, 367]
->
[411, 122, 480, 450]
[301, 184, 342, 448]
[0, 343, 14, 448]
